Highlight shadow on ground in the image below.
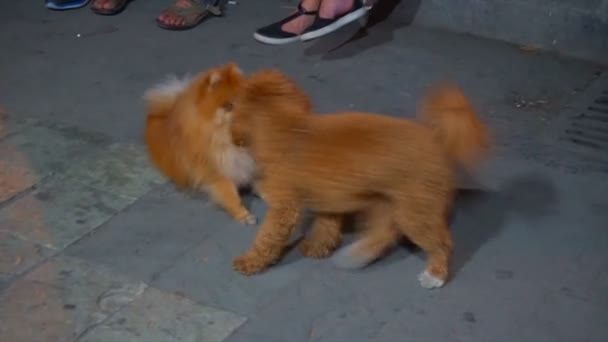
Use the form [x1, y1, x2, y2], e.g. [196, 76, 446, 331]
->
[272, 171, 558, 279]
[450, 172, 558, 275]
[303, 0, 421, 60]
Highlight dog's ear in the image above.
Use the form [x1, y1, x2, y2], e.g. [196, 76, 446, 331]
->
[190, 69, 221, 96]
[221, 63, 245, 90]
[203, 63, 241, 91]
[208, 71, 222, 88]
[223, 62, 243, 77]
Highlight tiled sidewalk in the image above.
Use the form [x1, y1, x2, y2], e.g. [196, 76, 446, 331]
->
[0, 117, 246, 342]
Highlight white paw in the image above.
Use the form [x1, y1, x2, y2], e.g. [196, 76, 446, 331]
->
[331, 242, 373, 270]
[254, 191, 265, 201]
[241, 213, 257, 225]
[418, 270, 445, 289]
[252, 184, 265, 200]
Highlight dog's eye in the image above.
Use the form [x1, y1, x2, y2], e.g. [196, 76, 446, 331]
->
[223, 102, 234, 112]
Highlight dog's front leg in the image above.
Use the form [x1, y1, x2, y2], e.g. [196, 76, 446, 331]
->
[251, 181, 266, 201]
[208, 177, 256, 225]
[233, 204, 300, 275]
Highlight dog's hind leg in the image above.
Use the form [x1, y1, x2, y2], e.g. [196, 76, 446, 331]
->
[299, 213, 344, 259]
[393, 198, 453, 289]
[332, 201, 400, 269]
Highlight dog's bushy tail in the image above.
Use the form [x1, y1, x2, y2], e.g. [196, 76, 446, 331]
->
[418, 83, 490, 169]
[143, 75, 191, 118]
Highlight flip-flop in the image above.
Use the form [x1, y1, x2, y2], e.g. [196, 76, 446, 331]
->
[45, 0, 90, 10]
[90, 0, 130, 16]
[156, 0, 223, 31]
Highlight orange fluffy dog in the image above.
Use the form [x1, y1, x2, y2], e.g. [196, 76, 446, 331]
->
[144, 63, 258, 225]
[229, 70, 489, 288]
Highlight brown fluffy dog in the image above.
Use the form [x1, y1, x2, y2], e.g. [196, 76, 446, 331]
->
[229, 70, 489, 288]
[144, 63, 258, 225]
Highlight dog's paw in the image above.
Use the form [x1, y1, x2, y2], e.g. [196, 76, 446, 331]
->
[232, 252, 268, 275]
[236, 211, 257, 225]
[299, 240, 334, 259]
[254, 191, 265, 201]
[252, 185, 266, 201]
[242, 213, 257, 225]
[418, 270, 445, 289]
[331, 243, 374, 270]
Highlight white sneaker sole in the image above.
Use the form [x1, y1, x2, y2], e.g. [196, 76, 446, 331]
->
[253, 32, 302, 45]
[46, 0, 90, 10]
[300, 6, 369, 42]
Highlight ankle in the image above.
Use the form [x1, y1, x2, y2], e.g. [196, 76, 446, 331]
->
[300, 0, 322, 12]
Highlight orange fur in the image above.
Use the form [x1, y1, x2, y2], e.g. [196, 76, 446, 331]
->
[143, 63, 258, 225]
[418, 82, 490, 169]
[227, 70, 490, 288]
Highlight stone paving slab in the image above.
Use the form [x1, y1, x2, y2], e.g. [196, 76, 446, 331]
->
[0, 254, 246, 342]
[0, 256, 147, 342]
[66, 185, 305, 316]
[61, 143, 164, 199]
[151, 221, 305, 317]
[0, 120, 108, 203]
[0, 145, 36, 203]
[64, 185, 221, 282]
[0, 176, 135, 250]
[0, 231, 53, 284]
[78, 287, 246, 342]
[1, 122, 108, 181]
[1, 134, 163, 250]
[0, 112, 36, 140]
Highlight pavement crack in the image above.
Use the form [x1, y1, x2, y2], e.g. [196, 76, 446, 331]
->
[73, 321, 103, 342]
[0, 183, 37, 210]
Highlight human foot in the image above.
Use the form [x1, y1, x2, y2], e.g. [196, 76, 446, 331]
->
[318, 0, 355, 19]
[253, 2, 320, 45]
[281, 4, 319, 35]
[91, 0, 129, 15]
[300, 0, 369, 41]
[157, 0, 222, 31]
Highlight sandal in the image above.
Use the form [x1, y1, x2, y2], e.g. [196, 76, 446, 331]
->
[253, 3, 319, 45]
[300, 0, 370, 42]
[156, 0, 223, 31]
[90, 0, 130, 15]
[46, 0, 90, 10]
